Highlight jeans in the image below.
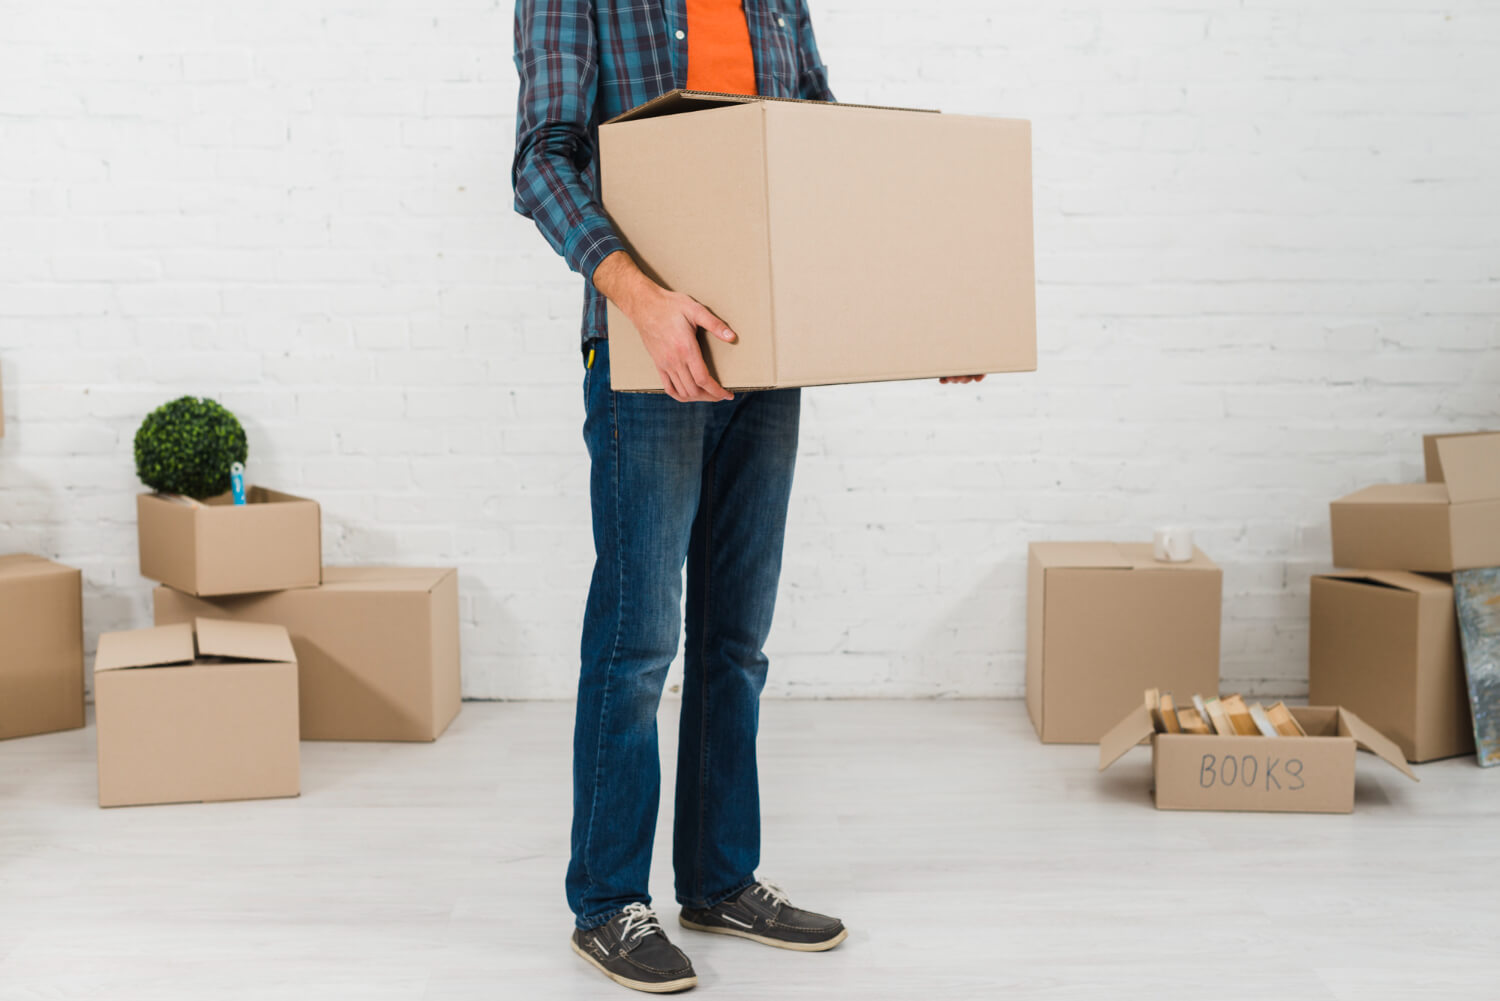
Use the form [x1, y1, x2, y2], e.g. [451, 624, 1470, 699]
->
[567, 338, 801, 930]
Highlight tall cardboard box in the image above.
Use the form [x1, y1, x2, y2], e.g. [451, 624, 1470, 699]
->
[1099, 700, 1416, 813]
[153, 567, 460, 741]
[94, 619, 300, 808]
[0, 554, 84, 740]
[600, 90, 1035, 391]
[1027, 542, 1222, 743]
[137, 486, 322, 596]
[1309, 571, 1473, 762]
[1329, 432, 1500, 572]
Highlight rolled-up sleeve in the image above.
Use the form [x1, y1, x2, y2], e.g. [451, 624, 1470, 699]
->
[795, 0, 835, 102]
[512, 0, 624, 282]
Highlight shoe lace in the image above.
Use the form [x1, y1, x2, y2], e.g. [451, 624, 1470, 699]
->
[754, 881, 791, 908]
[617, 902, 664, 944]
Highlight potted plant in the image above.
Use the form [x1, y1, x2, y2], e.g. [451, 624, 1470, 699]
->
[134, 396, 248, 501]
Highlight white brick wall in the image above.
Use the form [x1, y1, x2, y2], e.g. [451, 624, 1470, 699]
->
[2, 1, 1497, 700]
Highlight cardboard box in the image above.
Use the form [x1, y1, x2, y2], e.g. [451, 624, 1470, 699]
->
[152, 567, 460, 741]
[0, 555, 84, 740]
[1309, 571, 1473, 762]
[1329, 432, 1500, 572]
[1099, 701, 1416, 813]
[137, 486, 322, 596]
[1026, 542, 1222, 743]
[93, 618, 300, 807]
[600, 90, 1035, 391]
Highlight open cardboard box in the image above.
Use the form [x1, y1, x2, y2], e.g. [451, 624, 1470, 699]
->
[600, 90, 1035, 391]
[93, 618, 300, 808]
[1310, 571, 1472, 762]
[137, 486, 321, 596]
[153, 567, 461, 742]
[1330, 431, 1500, 572]
[1099, 699, 1416, 813]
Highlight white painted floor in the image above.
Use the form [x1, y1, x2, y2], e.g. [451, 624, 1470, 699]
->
[0, 700, 1494, 1000]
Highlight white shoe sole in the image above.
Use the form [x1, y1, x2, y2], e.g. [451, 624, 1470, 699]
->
[678, 916, 849, 952]
[570, 936, 698, 993]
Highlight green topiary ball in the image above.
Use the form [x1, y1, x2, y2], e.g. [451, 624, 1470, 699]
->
[133, 396, 249, 499]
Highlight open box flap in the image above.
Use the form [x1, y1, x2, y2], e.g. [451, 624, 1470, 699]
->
[1339, 708, 1418, 781]
[194, 617, 296, 664]
[95, 622, 196, 672]
[1098, 703, 1155, 771]
[1317, 570, 1449, 595]
[604, 88, 935, 125]
[1434, 433, 1500, 505]
[1423, 431, 1498, 483]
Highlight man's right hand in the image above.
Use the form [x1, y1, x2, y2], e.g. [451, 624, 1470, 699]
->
[592, 250, 736, 403]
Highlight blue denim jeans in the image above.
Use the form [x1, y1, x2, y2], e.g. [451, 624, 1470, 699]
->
[567, 339, 801, 930]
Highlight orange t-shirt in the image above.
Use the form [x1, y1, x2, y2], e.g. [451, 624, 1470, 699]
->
[685, 0, 758, 96]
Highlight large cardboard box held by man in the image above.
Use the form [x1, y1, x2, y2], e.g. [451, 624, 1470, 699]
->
[94, 618, 300, 808]
[1309, 571, 1473, 762]
[600, 90, 1035, 391]
[1099, 700, 1416, 813]
[0, 554, 84, 740]
[1329, 432, 1500, 572]
[137, 486, 321, 597]
[153, 567, 460, 742]
[1027, 542, 1222, 744]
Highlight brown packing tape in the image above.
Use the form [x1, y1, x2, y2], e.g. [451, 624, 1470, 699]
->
[1098, 704, 1155, 771]
[1338, 707, 1419, 781]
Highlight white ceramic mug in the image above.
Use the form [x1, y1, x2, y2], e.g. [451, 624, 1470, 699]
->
[1153, 528, 1194, 563]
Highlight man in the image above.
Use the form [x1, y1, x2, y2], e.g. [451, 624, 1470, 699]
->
[513, 1, 982, 993]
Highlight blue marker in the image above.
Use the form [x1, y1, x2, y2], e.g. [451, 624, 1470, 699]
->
[230, 462, 247, 505]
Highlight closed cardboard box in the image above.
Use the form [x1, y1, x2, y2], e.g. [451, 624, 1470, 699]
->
[600, 90, 1035, 391]
[1309, 571, 1473, 762]
[1026, 542, 1222, 744]
[0, 554, 84, 740]
[1329, 432, 1500, 572]
[1099, 702, 1416, 813]
[153, 567, 460, 742]
[94, 618, 300, 807]
[137, 486, 322, 597]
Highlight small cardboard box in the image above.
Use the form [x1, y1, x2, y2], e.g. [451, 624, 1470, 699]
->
[153, 567, 460, 741]
[1329, 432, 1500, 572]
[1099, 701, 1416, 813]
[94, 618, 300, 808]
[600, 90, 1035, 391]
[0, 554, 84, 740]
[137, 486, 322, 597]
[1309, 571, 1473, 762]
[1026, 542, 1222, 744]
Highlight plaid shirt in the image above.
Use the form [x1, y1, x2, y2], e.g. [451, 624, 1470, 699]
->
[512, 0, 835, 345]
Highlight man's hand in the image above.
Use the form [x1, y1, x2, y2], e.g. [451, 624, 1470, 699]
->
[592, 251, 736, 403]
[939, 375, 986, 385]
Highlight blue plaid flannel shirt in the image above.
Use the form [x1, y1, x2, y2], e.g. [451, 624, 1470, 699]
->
[512, 0, 835, 345]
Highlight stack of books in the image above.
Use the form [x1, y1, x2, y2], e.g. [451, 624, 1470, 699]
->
[1145, 688, 1306, 738]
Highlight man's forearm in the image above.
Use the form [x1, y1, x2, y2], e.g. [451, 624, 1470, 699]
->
[592, 250, 659, 314]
